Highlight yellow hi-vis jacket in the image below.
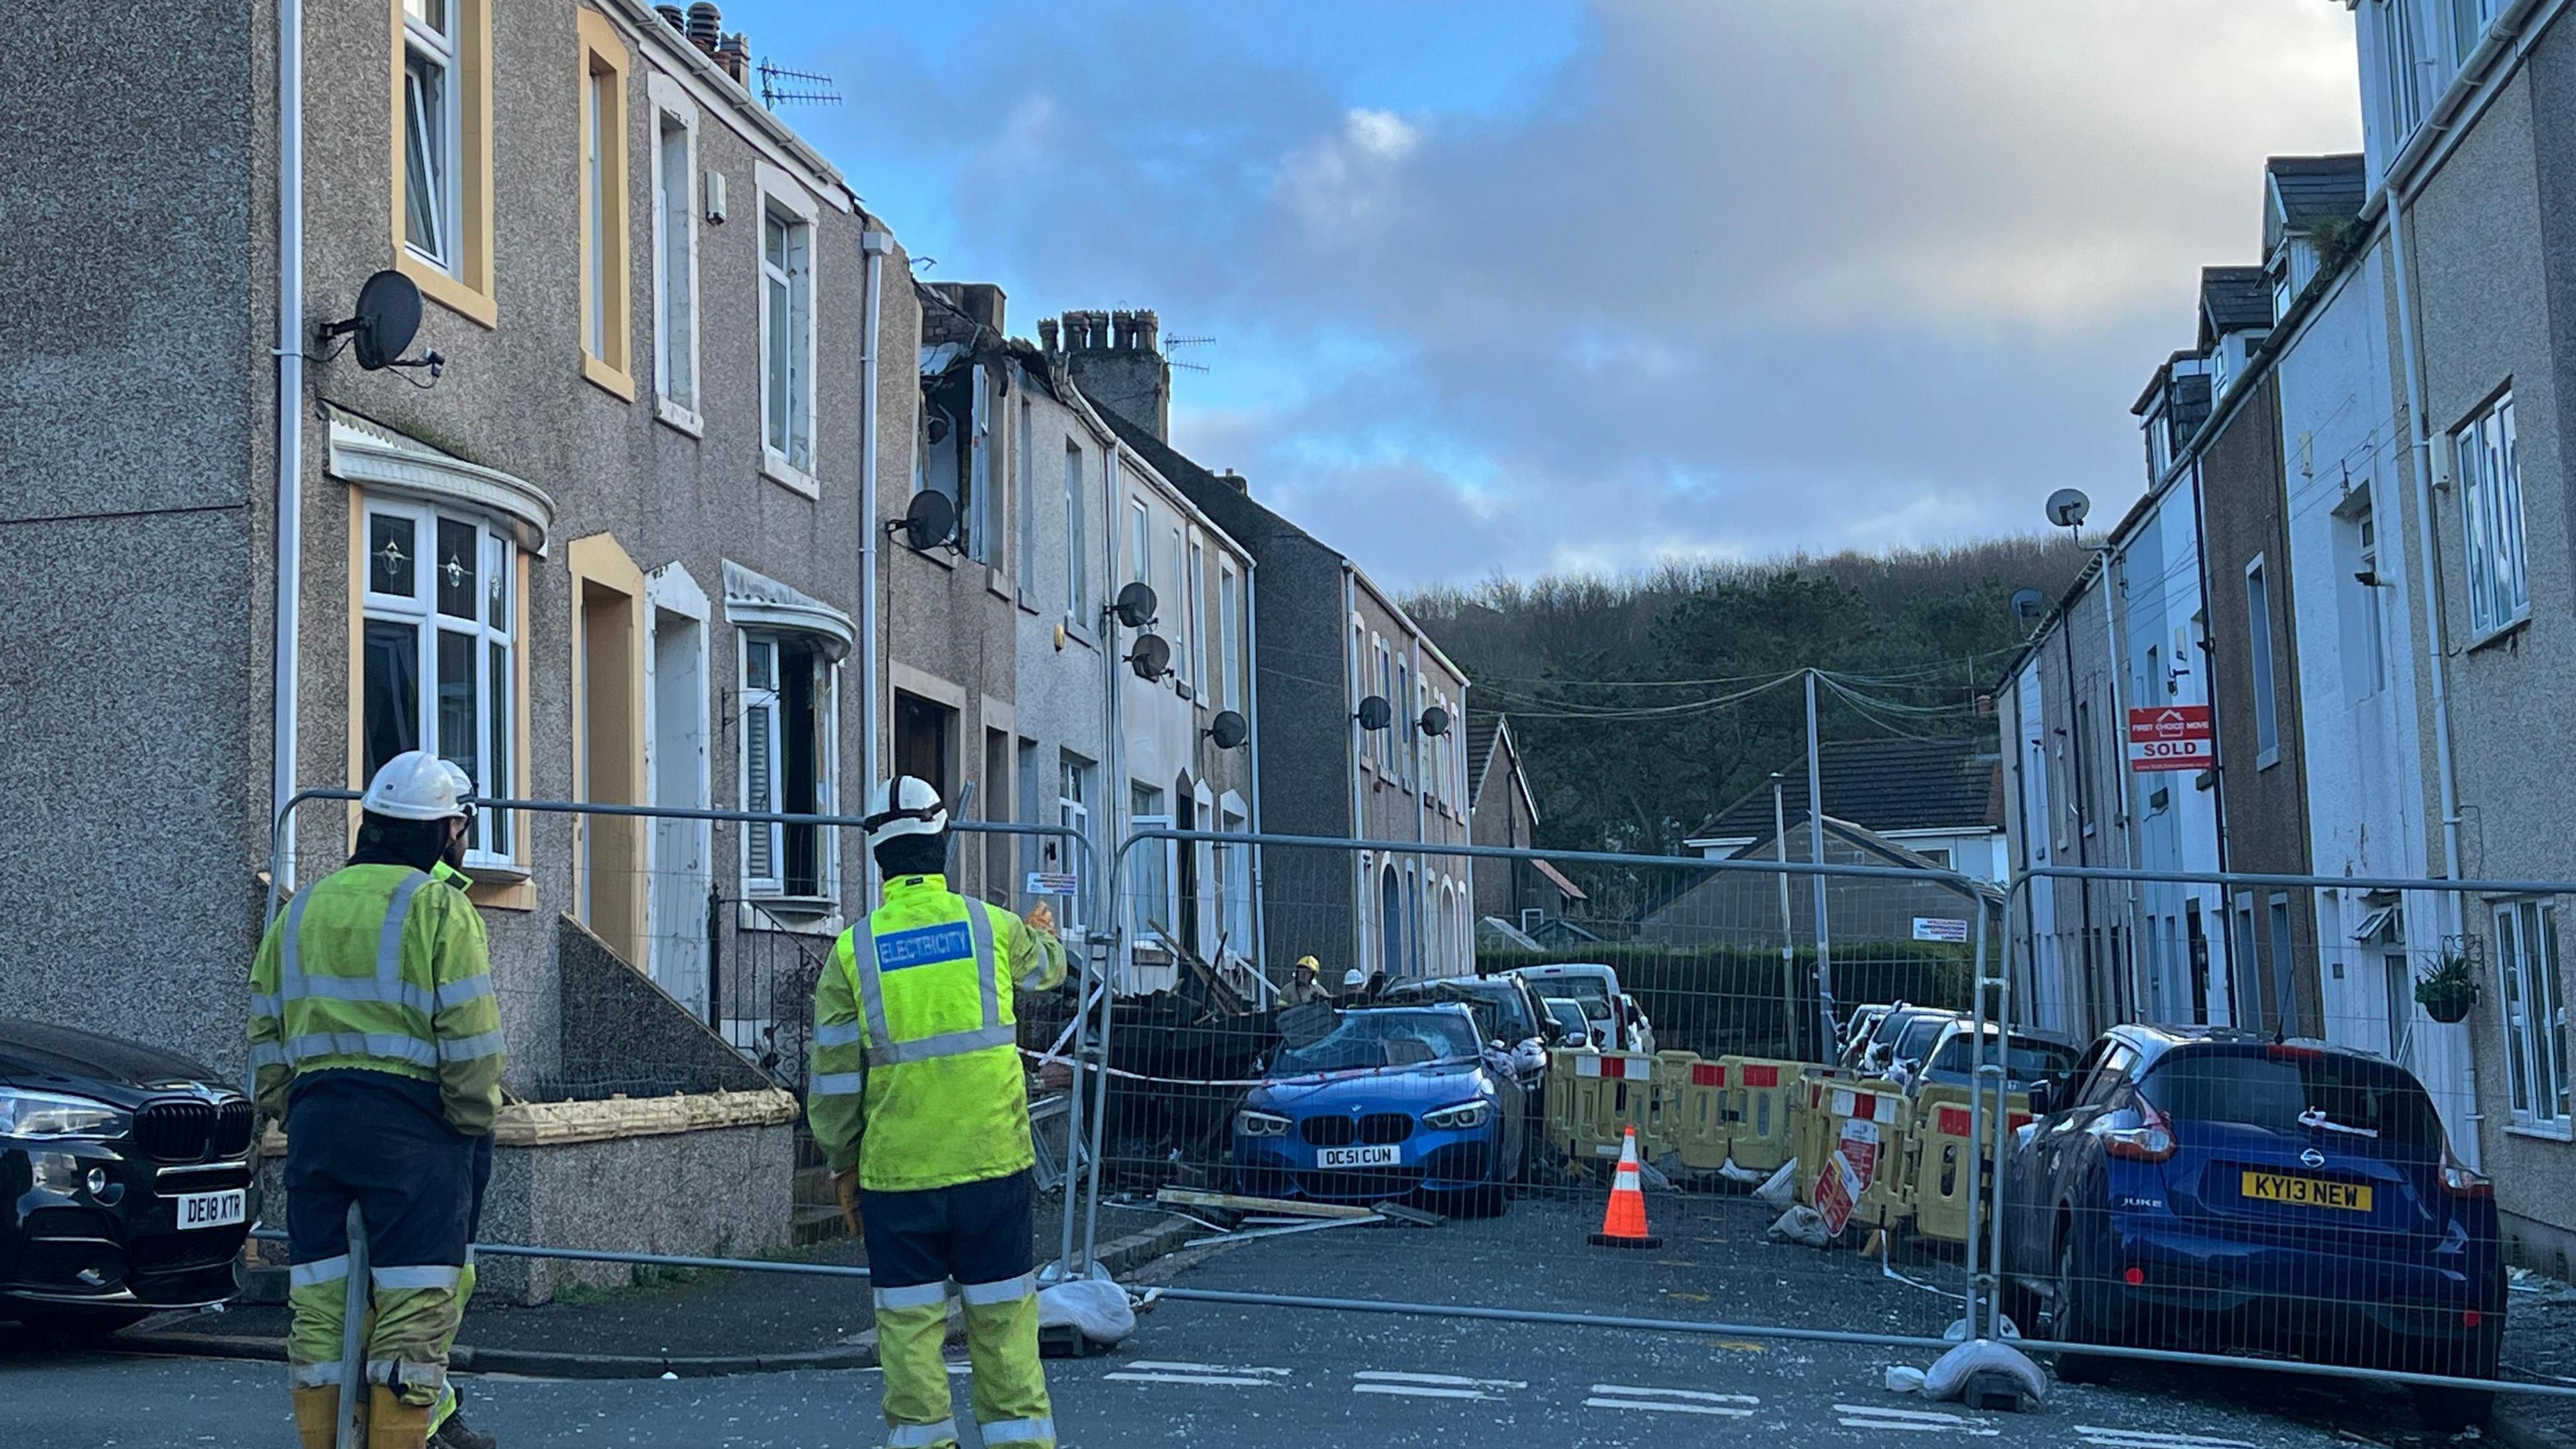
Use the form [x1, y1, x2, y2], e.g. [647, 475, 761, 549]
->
[809, 875, 1067, 1192]
[247, 863, 506, 1135]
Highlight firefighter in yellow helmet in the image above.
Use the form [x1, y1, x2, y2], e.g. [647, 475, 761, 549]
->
[1281, 956, 1330, 1008]
[248, 751, 505, 1449]
[810, 776, 1067, 1449]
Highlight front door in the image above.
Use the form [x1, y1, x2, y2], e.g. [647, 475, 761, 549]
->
[649, 608, 710, 1012]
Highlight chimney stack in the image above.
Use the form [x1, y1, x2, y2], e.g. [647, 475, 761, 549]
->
[1057, 308, 1173, 443]
[718, 32, 751, 83]
[686, 2, 720, 53]
[1038, 318, 1060, 355]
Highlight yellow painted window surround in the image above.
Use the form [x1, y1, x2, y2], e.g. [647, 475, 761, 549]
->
[391, 0, 496, 328]
[576, 9, 635, 399]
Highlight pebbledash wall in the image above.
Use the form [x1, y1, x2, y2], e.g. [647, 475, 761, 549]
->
[3, 0, 916, 1296]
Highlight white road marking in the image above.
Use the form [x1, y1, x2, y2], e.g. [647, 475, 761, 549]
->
[2075, 1430, 2259, 1449]
[1583, 1397, 1759, 1417]
[1353, 1383, 1502, 1401]
[1833, 1404, 2001, 1437]
[1354, 1371, 1530, 1389]
[1104, 1372, 1281, 1389]
[1126, 1360, 1292, 1377]
[1590, 1385, 1760, 1405]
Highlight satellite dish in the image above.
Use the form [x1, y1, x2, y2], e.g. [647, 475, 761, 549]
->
[1418, 705, 1452, 738]
[1356, 695, 1393, 731]
[315, 269, 427, 372]
[1112, 581, 1157, 630]
[2045, 488, 2092, 531]
[1128, 633, 1173, 680]
[900, 489, 957, 551]
[1208, 710, 1250, 750]
[2009, 587, 2046, 620]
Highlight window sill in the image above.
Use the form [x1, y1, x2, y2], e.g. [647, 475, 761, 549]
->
[762, 452, 820, 498]
[2257, 747, 2281, 771]
[396, 250, 497, 330]
[655, 398, 705, 438]
[985, 566, 1013, 602]
[1063, 621, 1097, 652]
[904, 544, 957, 572]
[2465, 614, 2532, 655]
[582, 353, 638, 402]
[2506, 1122, 2575, 1144]
[739, 896, 843, 936]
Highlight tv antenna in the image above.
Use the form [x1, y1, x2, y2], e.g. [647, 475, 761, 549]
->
[1165, 334, 1215, 375]
[758, 61, 841, 109]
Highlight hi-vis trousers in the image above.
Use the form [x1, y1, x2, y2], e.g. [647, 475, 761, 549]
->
[859, 1169, 1053, 1449]
[283, 1073, 491, 1442]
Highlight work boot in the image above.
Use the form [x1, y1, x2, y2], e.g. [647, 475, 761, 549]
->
[430, 1410, 497, 1449]
[368, 1386, 433, 1449]
[290, 1386, 343, 1449]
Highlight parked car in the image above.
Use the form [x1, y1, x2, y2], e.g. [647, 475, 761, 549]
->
[2003, 1026, 2502, 1428]
[1913, 1021, 2080, 1096]
[1501, 964, 1650, 1053]
[1878, 1009, 1961, 1081]
[1231, 1005, 1523, 1214]
[1851, 1003, 1952, 1075]
[1, 1017, 256, 1336]
[1379, 976, 1552, 1088]
[1540, 998, 1599, 1051]
[1840, 1004, 1896, 1064]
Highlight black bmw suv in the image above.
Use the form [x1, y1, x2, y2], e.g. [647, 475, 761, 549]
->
[1, 1016, 255, 1333]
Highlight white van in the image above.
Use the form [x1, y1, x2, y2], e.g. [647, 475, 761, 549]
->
[1499, 963, 1654, 1056]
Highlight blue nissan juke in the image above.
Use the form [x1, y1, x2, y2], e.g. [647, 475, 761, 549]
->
[2004, 1025, 2504, 1429]
[1230, 1005, 1522, 1216]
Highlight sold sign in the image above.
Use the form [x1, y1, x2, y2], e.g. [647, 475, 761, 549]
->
[2127, 705, 2212, 772]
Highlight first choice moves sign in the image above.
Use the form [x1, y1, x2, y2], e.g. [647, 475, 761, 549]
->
[2127, 704, 2212, 772]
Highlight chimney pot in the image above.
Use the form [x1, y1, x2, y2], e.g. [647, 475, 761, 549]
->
[657, 4, 687, 33]
[687, 2, 721, 52]
[1038, 318, 1060, 354]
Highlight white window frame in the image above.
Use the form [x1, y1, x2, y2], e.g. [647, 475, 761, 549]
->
[1128, 497, 1152, 590]
[362, 498, 517, 867]
[1219, 793, 1252, 960]
[1219, 561, 1243, 714]
[2496, 898, 2570, 1132]
[1065, 443, 1088, 625]
[1017, 396, 1036, 590]
[736, 631, 841, 900]
[1185, 536, 1207, 698]
[1057, 755, 1093, 934]
[1130, 786, 1174, 947]
[647, 74, 702, 431]
[401, 0, 464, 274]
[2456, 394, 2528, 638]
[2245, 555, 2280, 768]
[757, 165, 820, 494]
[1171, 526, 1191, 692]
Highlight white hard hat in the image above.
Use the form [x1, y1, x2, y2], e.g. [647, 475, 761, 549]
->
[1343, 967, 1367, 988]
[863, 775, 948, 847]
[363, 750, 472, 821]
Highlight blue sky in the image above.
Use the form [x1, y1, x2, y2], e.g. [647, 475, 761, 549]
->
[718, 0, 2362, 589]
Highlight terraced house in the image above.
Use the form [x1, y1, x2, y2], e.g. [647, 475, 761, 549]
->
[1, 0, 921, 1293]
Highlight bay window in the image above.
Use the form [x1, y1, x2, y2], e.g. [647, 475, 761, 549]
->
[362, 500, 517, 865]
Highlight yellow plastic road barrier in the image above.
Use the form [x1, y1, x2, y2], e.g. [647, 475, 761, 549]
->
[1648, 1053, 1731, 1173]
[1904, 1085, 2031, 1246]
[1565, 1051, 1658, 1161]
[1714, 1057, 1801, 1173]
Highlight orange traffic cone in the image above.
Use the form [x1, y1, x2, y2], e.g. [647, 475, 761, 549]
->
[1589, 1126, 1661, 1250]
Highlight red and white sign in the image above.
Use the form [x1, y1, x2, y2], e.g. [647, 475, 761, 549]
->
[2127, 704, 2214, 773]
[1813, 1118, 1881, 1236]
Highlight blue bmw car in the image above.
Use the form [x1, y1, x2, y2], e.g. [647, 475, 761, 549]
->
[1231, 1005, 1523, 1215]
[2004, 1026, 2503, 1428]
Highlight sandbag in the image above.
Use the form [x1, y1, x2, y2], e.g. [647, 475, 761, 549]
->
[1754, 1159, 1800, 1208]
[1766, 1204, 1831, 1247]
[1718, 1157, 1766, 1185]
[1922, 1338, 2047, 1407]
[1038, 1278, 1138, 1346]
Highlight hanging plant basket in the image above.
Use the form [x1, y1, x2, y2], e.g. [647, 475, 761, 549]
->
[2416, 954, 2479, 1025]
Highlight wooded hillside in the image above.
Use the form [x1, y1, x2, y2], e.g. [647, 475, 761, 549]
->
[1407, 537, 2092, 866]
